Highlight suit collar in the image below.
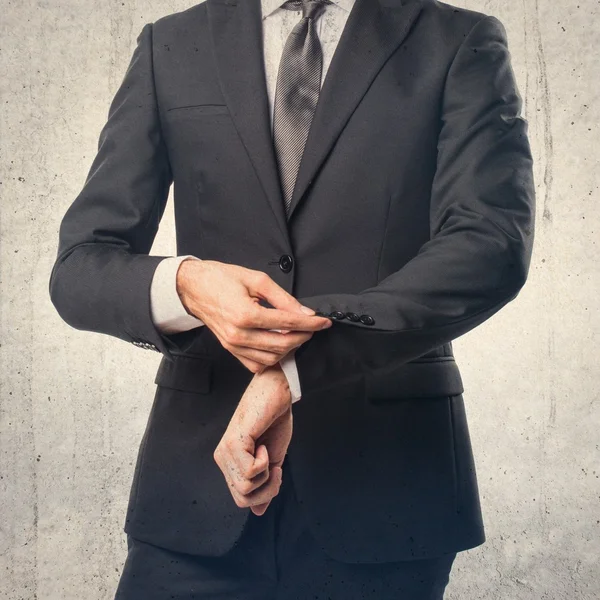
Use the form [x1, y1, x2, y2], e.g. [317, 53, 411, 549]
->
[206, 0, 423, 231]
[261, 0, 356, 18]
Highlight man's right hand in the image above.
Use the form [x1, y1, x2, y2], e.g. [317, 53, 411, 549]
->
[175, 258, 332, 373]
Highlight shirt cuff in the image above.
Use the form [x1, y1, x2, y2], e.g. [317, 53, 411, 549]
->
[150, 255, 206, 334]
[279, 349, 302, 403]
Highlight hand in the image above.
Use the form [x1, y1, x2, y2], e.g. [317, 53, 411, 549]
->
[176, 258, 332, 373]
[213, 364, 293, 516]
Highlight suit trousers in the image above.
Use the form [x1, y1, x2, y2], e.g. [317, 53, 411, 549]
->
[114, 456, 457, 600]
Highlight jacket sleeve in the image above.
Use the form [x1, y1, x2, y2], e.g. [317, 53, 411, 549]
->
[48, 22, 197, 360]
[292, 15, 536, 396]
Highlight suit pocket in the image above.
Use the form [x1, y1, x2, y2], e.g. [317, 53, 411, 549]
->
[364, 357, 464, 403]
[154, 353, 213, 394]
[166, 103, 229, 116]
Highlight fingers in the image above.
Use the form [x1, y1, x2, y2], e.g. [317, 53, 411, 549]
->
[217, 447, 283, 510]
[224, 328, 314, 356]
[251, 501, 271, 516]
[246, 270, 309, 315]
[218, 329, 315, 372]
[225, 346, 290, 375]
[229, 338, 305, 364]
[250, 467, 283, 516]
[228, 439, 268, 489]
[250, 305, 332, 332]
[215, 441, 277, 504]
[230, 344, 290, 367]
[243, 270, 332, 331]
[202, 267, 331, 373]
[236, 354, 267, 374]
[231, 465, 282, 511]
[214, 429, 256, 481]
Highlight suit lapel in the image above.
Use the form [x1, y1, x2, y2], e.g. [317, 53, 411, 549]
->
[206, 0, 424, 227]
[287, 0, 424, 220]
[207, 0, 291, 242]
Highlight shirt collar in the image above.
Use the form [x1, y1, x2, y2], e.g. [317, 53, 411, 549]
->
[261, 0, 356, 19]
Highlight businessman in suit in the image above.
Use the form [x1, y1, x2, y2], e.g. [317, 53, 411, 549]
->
[49, 0, 535, 597]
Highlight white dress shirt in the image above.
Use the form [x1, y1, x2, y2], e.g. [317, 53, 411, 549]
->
[150, 0, 356, 403]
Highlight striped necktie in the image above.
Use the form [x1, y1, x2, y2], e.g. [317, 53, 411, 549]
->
[272, 0, 332, 218]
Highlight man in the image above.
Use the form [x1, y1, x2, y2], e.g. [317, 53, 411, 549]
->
[49, 0, 535, 597]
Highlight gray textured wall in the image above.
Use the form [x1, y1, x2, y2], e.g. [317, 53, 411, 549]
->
[1, 0, 598, 598]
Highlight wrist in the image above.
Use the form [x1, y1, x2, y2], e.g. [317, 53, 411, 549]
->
[175, 258, 201, 317]
[258, 363, 292, 404]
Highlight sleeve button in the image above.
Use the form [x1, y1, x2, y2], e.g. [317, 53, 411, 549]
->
[359, 314, 375, 325]
[330, 311, 345, 320]
[345, 312, 361, 322]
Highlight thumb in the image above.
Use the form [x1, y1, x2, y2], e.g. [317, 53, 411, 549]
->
[254, 444, 269, 468]
[250, 273, 315, 317]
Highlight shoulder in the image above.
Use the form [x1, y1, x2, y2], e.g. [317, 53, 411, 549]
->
[416, 0, 507, 52]
[151, 1, 209, 38]
[424, 0, 488, 26]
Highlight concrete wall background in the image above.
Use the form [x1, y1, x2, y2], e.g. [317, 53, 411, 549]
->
[1, 0, 598, 598]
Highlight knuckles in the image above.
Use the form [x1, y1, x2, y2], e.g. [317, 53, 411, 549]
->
[222, 324, 240, 344]
[266, 353, 282, 366]
[233, 496, 248, 508]
[253, 271, 270, 288]
[232, 311, 252, 329]
[236, 479, 255, 496]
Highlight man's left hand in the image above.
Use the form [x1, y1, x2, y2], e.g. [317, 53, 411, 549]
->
[213, 363, 293, 516]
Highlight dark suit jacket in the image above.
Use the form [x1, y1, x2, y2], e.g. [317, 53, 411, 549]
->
[49, 0, 535, 563]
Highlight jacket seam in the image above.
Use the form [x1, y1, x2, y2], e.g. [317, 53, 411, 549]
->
[146, 22, 174, 237]
[376, 190, 394, 285]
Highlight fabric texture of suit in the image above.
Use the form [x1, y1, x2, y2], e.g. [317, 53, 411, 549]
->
[49, 0, 535, 564]
[145, 0, 359, 405]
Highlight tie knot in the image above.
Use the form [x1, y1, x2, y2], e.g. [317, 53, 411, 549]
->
[280, 0, 332, 20]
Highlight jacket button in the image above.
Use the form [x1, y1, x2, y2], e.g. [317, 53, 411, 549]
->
[330, 311, 345, 320]
[360, 314, 375, 325]
[278, 254, 294, 273]
[346, 312, 360, 322]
